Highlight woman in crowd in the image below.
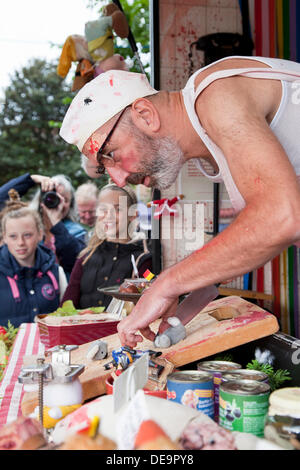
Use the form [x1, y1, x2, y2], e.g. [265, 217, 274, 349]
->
[61, 183, 152, 309]
[32, 174, 87, 278]
[0, 191, 67, 327]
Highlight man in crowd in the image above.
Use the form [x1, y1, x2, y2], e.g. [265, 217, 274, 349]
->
[75, 182, 98, 229]
[59, 56, 300, 347]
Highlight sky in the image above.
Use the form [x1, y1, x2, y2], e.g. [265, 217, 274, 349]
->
[0, 0, 101, 98]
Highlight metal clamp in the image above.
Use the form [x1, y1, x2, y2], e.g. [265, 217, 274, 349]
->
[18, 357, 52, 429]
[46, 344, 78, 366]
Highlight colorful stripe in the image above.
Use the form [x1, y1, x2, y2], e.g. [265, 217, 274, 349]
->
[272, 256, 281, 319]
[256, 266, 264, 308]
[0, 324, 44, 425]
[282, 0, 290, 59]
[297, 0, 300, 62]
[269, 0, 276, 57]
[288, 247, 295, 337]
[289, 0, 297, 61]
[293, 246, 299, 338]
[255, 0, 263, 55]
[276, 0, 284, 58]
[249, 0, 300, 337]
[261, 0, 270, 57]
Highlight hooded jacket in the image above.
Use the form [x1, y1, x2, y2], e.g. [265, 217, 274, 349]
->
[0, 244, 61, 327]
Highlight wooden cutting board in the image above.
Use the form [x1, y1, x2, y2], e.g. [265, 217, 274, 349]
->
[21, 296, 279, 415]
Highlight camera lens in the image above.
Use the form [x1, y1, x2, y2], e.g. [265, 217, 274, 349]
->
[41, 190, 60, 209]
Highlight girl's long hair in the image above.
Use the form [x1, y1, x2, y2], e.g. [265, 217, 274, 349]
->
[80, 184, 137, 265]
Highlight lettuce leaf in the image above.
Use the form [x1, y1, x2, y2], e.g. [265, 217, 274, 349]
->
[49, 301, 105, 316]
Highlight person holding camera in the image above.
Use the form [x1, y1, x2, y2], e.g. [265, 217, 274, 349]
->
[0, 173, 87, 278]
[0, 191, 67, 327]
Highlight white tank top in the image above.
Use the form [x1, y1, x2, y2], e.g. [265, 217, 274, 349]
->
[182, 56, 300, 213]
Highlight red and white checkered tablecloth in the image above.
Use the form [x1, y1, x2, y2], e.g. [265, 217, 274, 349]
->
[0, 323, 44, 426]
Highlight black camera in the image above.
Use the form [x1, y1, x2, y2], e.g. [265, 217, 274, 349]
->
[41, 189, 61, 209]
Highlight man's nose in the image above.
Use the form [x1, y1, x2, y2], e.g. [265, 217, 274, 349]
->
[106, 166, 130, 187]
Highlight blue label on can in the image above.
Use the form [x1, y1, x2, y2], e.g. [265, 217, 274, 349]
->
[167, 375, 214, 419]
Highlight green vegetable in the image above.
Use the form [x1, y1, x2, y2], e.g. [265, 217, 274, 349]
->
[246, 359, 292, 391]
[0, 340, 7, 365]
[49, 300, 105, 317]
[212, 353, 235, 363]
[0, 321, 19, 383]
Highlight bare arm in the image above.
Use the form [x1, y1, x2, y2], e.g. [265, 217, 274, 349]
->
[117, 77, 300, 346]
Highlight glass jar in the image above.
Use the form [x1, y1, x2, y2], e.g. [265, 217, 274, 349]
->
[264, 387, 300, 450]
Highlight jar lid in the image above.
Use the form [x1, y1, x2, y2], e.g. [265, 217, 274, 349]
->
[269, 387, 300, 417]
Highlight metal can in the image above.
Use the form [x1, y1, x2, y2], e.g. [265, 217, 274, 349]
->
[219, 379, 270, 437]
[167, 371, 214, 419]
[197, 361, 242, 421]
[222, 369, 269, 384]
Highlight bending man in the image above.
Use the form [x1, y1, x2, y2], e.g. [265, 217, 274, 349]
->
[60, 56, 300, 347]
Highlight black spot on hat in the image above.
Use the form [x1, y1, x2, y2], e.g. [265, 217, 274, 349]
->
[84, 97, 92, 105]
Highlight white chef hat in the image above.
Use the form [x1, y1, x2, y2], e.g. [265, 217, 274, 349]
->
[59, 70, 158, 152]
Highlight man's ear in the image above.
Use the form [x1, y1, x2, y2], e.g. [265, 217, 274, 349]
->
[130, 98, 161, 134]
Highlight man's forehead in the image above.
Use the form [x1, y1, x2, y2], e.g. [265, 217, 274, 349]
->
[77, 200, 97, 207]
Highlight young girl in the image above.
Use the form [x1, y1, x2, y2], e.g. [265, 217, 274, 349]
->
[0, 191, 67, 327]
[61, 184, 152, 309]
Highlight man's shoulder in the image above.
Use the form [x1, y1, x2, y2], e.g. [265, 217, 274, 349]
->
[194, 58, 278, 130]
[193, 57, 270, 90]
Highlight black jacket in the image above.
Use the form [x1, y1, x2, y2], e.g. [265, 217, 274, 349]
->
[62, 239, 152, 309]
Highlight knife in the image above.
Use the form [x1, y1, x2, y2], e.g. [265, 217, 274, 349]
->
[175, 284, 219, 326]
[154, 284, 219, 348]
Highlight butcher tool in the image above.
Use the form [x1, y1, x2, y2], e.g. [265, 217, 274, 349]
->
[154, 284, 219, 348]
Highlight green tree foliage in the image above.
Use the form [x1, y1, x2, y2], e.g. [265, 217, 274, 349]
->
[0, 58, 96, 189]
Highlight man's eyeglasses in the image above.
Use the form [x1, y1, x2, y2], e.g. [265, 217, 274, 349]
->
[96, 107, 128, 175]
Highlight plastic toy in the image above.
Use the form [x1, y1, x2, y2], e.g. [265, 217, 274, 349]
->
[57, 3, 129, 92]
[104, 346, 163, 375]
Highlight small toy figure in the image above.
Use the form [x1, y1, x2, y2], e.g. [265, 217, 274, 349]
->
[147, 195, 184, 219]
[85, 3, 129, 69]
[104, 346, 163, 375]
[57, 3, 129, 92]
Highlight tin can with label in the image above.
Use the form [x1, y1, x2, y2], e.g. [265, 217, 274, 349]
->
[167, 371, 214, 419]
[219, 379, 270, 437]
[222, 369, 269, 384]
[197, 361, 242, 421]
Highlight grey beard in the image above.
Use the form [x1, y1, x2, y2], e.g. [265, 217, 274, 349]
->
[128, 135, 185, 190]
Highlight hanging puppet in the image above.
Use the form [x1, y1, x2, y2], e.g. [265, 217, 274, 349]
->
[57, 3, 129, 92]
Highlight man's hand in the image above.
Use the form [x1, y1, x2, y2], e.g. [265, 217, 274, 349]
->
[117, 275, 179, 348]
[30, 174, 56, 192]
